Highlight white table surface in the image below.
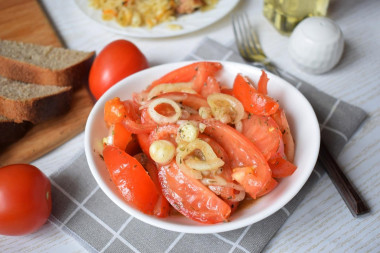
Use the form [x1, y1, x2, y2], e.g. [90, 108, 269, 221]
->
[1, 0, 379, 252]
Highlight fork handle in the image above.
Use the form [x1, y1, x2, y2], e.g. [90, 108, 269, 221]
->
[265, 65, 370, 217]
[318, 141, 370, 216]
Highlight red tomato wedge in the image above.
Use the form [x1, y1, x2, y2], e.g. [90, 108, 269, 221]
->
[193, 62, 222, 93]
[104, 123, 132, 151]
[148, 62, 199, 90]
[232, 167, 262, 198]
[158, 161, 231, 224]
[124, 135, 141, 156]
[200, 76, 221, 98]
[148, 124, 179, 143]
[155, 92, 209, 110]
[199, 134, 235, 201]
[202, 120, 272, 199]
[268, 108, 297, 178]
[257, 70, 269, 95]
[271, 108, 295, 162]
[104, 97, 128, 126]
[136, 133, 151, 158]
[232, 73, 279, 116]
[122, 117, 157, 134]
[134, 153, 170, 218]
[221, 87, 233, 96]
[122, 99, 140, 120]
[268, 157, 297, 178]
[147, 62, 222, 93]
[256, 177, 278, 198]
[103, 146, 159, 214]
[137, 124, 179, 160]
[113, 123, 132, 151]
[241, 115, 283, 161]
[104, 98, 156, 134]
[121, 100, 157, 134]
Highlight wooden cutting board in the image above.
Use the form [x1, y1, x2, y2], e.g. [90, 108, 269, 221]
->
[0, 0, 95, 166]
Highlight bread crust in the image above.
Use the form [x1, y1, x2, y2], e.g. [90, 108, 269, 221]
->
[0, 86, 72, 124]
[0, 52, 94, 90]
[0, 119, 32, 150]
[0, 40, 94, 147]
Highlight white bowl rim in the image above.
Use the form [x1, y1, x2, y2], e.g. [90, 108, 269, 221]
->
[84, 60, 320, 234]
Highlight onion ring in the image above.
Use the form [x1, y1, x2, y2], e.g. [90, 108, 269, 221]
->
[148, 98, 181, 124]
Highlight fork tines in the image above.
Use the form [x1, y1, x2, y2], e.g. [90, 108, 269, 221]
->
[232, 13, 265, 62]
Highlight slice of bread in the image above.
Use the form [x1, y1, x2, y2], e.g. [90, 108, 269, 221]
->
[0, 39, 95, 89]
[0, 115, 32, 150]
[0, 76, 72, 124]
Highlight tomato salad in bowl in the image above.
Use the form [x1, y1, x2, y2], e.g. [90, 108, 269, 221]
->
[84, 61, 320, 233]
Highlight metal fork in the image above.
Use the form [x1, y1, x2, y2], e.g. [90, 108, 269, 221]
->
[232, 13, 369, 217]
[232, 13, 280, 76]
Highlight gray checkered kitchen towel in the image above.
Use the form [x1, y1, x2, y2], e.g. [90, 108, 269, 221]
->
[49, 38, 367, 253]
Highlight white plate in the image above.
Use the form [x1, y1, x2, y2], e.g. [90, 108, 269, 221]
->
[74, 0, 239, 38]
[84, 61, 320, 234]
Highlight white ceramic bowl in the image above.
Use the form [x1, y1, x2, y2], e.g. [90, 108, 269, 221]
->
[84, 61, 320, 234]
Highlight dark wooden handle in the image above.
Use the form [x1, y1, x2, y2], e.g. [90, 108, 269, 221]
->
[318, 141, 370, 216]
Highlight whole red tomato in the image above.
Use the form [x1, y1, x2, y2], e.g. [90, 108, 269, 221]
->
[89, 39, 149, 100]
[0, 164, 52, 236]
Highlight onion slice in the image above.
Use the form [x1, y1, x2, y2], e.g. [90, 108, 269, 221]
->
[147, 82, 196, 100]
[176, 139, 225, 173]
[208, 182, 246, 202]
[148, 98, 181, 124]
[207, 93, 244, 124]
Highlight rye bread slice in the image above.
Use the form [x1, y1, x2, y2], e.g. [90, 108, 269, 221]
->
[0, 39, 95, 89]
[0, 76, 72, 124]
[0, 115, 32, 149]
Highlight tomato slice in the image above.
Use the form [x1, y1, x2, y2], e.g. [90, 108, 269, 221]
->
[136, 133, 151, 158]
[268, 157, 297, 178]
[104, 97, 128, 126]
[232, 74, 279, 116]
[122, 99, 140, 120]
[124, 134, 141, 156]
[199, 134, 235, 201]
[232, 167, 260, 198]
[148, 62, 199, 90]
[148, 124, 179, 143]
[147, 62, 221, 93]
[137, 123, 179, 166]
[241, 114, 282, 161]
[137, 124, 179, 161]
[121, 100, 157, 134]
[104, 123, 132, 151]
[193, 62, 222, 93]
[122, 118, 157, 134]
[104, 98, 157, 134]
[103, 145, 159, 214]
[220, 87, 233, 96]
[158, 161, 231, 224]
[271, 108, 295, 162]
[256, 177, 278, 198]
[202, 119, 272, 199]
[257, 70, 269, 95]
[155, 92, 209, 110]
[134, 153, 170, 218]
[200, 76, 221, 98]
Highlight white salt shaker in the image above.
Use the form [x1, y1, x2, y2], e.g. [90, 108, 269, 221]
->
[288, 17, 344, 74]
